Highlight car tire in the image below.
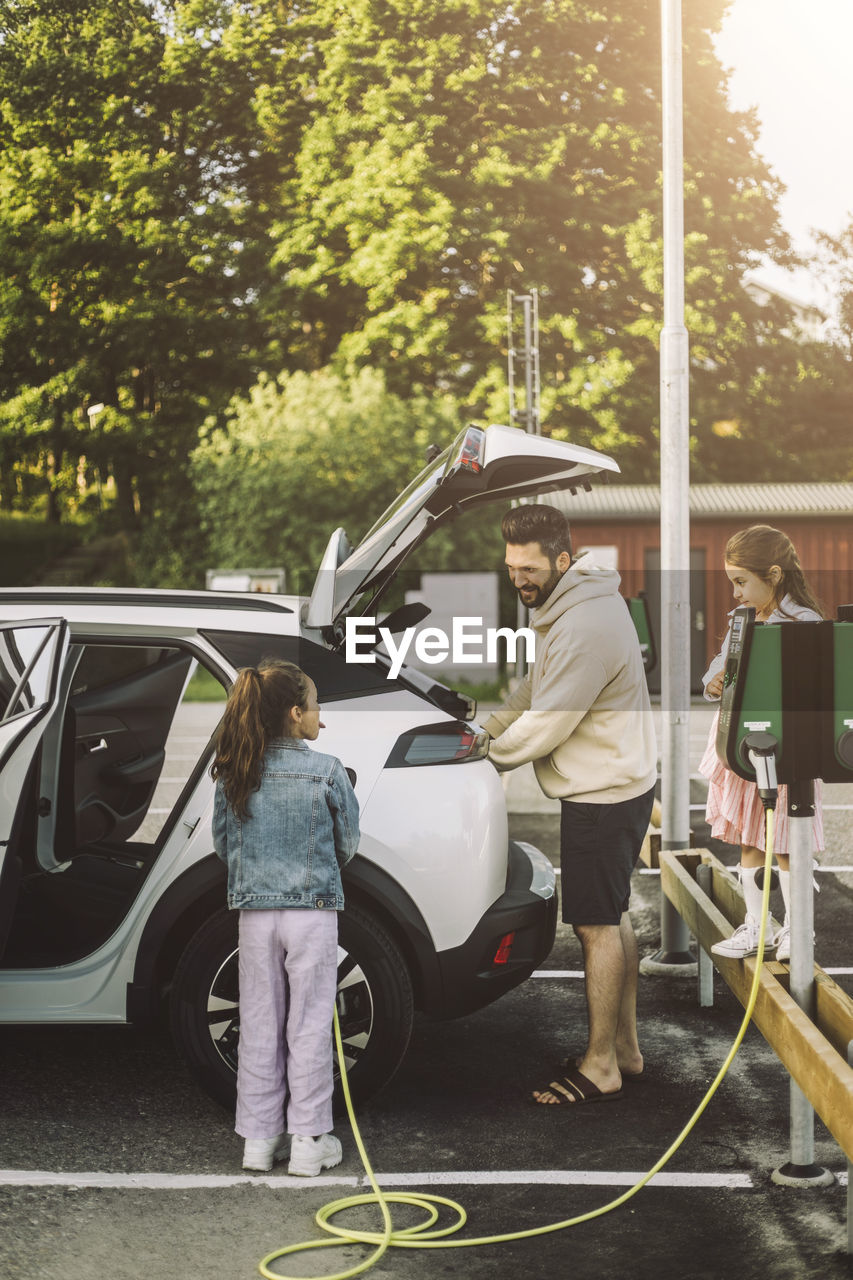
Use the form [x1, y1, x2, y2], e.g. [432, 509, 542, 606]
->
[169, 903, 415, 1113]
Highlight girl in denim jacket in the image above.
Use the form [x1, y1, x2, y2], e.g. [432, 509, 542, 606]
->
[212, 660, 359, 1176]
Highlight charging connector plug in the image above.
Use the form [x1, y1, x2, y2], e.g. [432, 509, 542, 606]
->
[744, 731, 779, 811]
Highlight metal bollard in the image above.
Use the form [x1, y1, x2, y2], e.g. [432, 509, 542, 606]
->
[772, 781, 833, 1188]
[696, 863, 714, 1008]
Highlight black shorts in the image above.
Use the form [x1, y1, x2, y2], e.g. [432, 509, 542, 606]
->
[559, 785, 656, 926]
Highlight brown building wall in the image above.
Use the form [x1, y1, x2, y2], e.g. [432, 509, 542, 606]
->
[570, 515, 853, 674]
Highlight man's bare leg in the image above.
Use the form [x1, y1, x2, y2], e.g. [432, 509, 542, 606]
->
[613, 912, 643, 1076]
[533, 912, 641, 1104]
[533, 919, 626, 1104]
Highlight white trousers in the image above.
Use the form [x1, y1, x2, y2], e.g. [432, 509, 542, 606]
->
[235, 908, 338, 1140]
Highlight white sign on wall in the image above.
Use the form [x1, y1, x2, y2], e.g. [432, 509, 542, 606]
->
[401, 572, 502, 680]
[205, 567, 286, 594]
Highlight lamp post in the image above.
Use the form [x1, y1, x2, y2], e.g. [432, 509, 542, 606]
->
[648, 0, 694, 967]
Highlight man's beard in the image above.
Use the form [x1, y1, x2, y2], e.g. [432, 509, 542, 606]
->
[515, 567, 562, 609]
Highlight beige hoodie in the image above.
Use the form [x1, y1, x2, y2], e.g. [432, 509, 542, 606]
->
[483, 555, 657, 803]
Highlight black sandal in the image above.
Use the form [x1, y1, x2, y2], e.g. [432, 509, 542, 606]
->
[532, 1067, 624, 1105]
[562, 1054, 645, 1084]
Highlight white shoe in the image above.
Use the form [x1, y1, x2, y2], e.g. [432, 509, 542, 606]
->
[288, 1133, 343, 1178]
[774, 924, 815, 963]
[242, 1135, 288, 1172]
[775, 924, 790, 961]
[711, 915, 774, 959]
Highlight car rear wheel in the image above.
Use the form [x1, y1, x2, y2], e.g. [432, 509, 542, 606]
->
[169, 903, 415, 1112]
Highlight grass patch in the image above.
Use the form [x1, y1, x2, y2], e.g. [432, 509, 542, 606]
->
[0, 514, 83, 586]
[185, 665, 228, 702]
[445, 676, 509, 702]
[183, 665, 505, 707]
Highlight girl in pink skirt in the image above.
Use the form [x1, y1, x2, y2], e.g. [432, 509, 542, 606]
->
[699, 526, 824, 961]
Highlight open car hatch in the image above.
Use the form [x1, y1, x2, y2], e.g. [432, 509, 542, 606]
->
[305, 422, 619, 630]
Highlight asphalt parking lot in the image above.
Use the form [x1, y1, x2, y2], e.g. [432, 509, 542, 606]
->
[1, 701, 852, 1280]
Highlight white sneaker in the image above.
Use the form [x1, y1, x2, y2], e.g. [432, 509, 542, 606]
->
[242, 1135, 288, 1172]
[288, 1133, 343, 1178]
[775, 924, 790, 961]
[711, 915, 774, 959]
[774, 924, 815, 963]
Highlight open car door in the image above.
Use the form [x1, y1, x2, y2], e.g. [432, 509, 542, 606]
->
[0, 618, 68, 958]
[58, 646, 195, 854]
[305, 422, 619, 630]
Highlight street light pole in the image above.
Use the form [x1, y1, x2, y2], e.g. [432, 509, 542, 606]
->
[651, 0, 694, 966]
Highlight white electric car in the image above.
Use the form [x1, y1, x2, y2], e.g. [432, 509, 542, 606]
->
[0, 424, 619, 1107]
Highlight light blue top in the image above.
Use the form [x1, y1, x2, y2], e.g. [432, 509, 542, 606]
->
[702, 595, 823, 701]
[213, 738, 360, 910]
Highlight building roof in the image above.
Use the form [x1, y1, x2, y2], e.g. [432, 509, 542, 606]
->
[554, 482, 853, 521]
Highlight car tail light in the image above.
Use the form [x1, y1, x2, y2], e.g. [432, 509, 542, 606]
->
[384, 720, 490, 768]
[444, 425, 485, 477]
[493, 932, 516, 965]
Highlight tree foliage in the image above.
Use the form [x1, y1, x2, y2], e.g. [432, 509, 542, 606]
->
[1, 0, 850, 560]
[0, 0, 283, 521]
[189, 366, 463, 590]
[264, 0, 794, 474]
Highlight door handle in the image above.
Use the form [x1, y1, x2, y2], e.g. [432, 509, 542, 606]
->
[86, 738, 108, 753]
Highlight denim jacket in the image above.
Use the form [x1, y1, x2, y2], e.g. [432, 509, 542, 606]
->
[213, 738, 360, 910]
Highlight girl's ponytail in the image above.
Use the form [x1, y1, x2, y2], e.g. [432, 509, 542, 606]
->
[211, 660, 311, 819]
[785, 559, 825, 619]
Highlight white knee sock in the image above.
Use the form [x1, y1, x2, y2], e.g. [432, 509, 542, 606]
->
[740, 865, 768, 924]
[778, 869, 790, 925]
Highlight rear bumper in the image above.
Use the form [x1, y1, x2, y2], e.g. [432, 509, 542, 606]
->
[425, 839, 558, 1019]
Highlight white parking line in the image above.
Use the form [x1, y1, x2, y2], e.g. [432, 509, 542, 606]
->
[4, 1167, 821, 1191]
[376, 1170, 763, 1189]
[0, 1169, 358, 1191]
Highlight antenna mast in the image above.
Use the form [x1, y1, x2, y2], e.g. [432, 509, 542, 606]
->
[506, 289, 541, 435]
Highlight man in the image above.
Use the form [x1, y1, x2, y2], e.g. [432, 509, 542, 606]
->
[483, 504, 657, 1105]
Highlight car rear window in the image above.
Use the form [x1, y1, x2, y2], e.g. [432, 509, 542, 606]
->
[201, 631, 399, 700]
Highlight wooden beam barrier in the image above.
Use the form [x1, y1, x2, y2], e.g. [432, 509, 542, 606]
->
[659, 848, 853, 1165]
[639, 826, 661, 870]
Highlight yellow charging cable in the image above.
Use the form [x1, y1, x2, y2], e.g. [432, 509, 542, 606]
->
[259, 809, 775, 1280]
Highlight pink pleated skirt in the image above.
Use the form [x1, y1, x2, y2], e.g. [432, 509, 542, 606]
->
[698, 710, 824, 854]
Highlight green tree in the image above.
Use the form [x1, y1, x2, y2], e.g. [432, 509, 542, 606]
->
[3, 0, 842, 573]
[264, 0, 790, 475]
[0, 0, 287, 523]
[188, 365, 464, 591]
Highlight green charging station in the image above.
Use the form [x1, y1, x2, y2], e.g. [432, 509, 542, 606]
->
[627, 593, 656, 676]
[716, 605, 853, 784]
[833, 605, 853, 773]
